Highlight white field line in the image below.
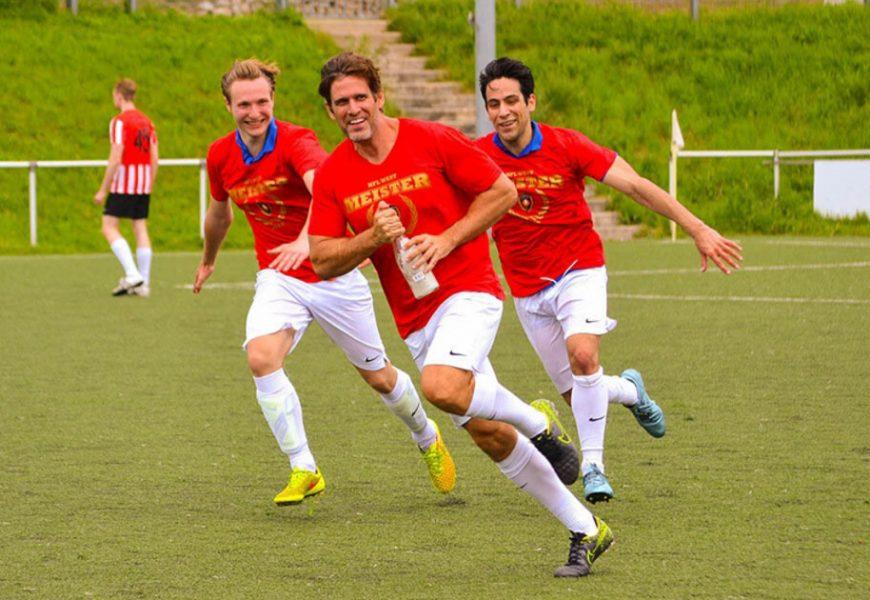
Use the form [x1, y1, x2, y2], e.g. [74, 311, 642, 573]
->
[760, 239, 870, 248]
[608, 261, 870, 276]
[610, 293, 870, 306]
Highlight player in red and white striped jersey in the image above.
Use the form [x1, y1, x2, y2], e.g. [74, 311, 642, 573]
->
[94, 78, 159, 297]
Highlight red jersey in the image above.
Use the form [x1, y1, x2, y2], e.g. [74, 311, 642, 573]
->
[310, 119, 505, 338]
[476, 122, 617, 297]
[109, 109, 157, 195]
[207, 120, 327, 281]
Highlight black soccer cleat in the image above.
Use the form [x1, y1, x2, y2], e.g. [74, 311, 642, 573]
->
[529, 399, 580, 485]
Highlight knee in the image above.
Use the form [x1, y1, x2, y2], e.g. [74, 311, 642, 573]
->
[246, 345, 281, 377]
[420, 368, 471, 414]
[361, 367, 395, 395]
[569, 348, 600, 375]
[464, 419, 517, 461]
[101, 224, 117, 241]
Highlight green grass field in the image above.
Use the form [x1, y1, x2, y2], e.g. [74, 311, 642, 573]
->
[1, 238, 868, 598]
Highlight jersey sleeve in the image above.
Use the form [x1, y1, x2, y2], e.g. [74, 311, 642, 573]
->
[109, 118, 124, 145]
[434, 125, 502, 198]
[309, 165, 348, 238]
[286, 128, 329, 179]
[566, 129, 617, 181]
[206, 143, 229, 202]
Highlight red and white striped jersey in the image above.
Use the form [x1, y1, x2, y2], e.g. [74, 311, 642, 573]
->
[108, 109, 157, 195]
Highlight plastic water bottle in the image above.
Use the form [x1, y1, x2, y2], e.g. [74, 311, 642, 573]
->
[393, 236, 439, 299]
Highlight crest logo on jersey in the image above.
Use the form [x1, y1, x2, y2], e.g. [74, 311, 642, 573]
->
[518, 193, 534, 212]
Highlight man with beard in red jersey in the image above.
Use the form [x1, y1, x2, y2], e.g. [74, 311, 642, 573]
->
[309, 52, 612, 578]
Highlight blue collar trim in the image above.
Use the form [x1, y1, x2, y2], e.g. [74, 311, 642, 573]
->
[493, 120, 543, 158]
[236, 119, 277, 165]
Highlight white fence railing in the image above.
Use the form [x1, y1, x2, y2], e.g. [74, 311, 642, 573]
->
[0, 158, 207, 247]
[667, 110, 870, 240]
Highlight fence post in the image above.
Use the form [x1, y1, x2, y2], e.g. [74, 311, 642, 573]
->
[773, 149, 780, 198]
[199, 160, 207, 239]
[127, 0, 136, 13]
[29, 162, 38, 247]
[276, 0, 288, 10]
[691, 0, 699, 21]
[67, 0, 78, 15]
[474, 0, 496, 138]
[669, 110, 684, 241]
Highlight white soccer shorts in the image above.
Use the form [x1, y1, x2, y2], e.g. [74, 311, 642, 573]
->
[404, 291, 503, 427]
[513, 266, 617, 394]
[244, 268, 388, 371]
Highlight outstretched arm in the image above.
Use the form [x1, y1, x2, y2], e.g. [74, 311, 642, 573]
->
[602, 156, 743, 273]
[193, 199, 233, 293]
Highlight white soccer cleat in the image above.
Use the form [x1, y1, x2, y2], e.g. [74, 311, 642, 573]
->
[112, 276, 144, 297]
[130, 284, 150, 298]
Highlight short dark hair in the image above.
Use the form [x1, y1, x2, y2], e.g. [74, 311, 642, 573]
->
[319, 52, 382, 104]
[478, 57, 535, 102]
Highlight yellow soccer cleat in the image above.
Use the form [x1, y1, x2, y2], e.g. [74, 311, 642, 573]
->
[273, 467, 326, 506]
[420, 419, 456, 494]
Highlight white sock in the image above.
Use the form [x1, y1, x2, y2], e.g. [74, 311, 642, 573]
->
[136, 246, 152, 285]
[466, 371, 547, 439]
[604, 374, 638, 406]
[571, 367, 608, 471]
[110, 238, 141, 280]
[254, 369, 316, 472]
[497, 435, 598, 535]
[380, 368, 436, 449]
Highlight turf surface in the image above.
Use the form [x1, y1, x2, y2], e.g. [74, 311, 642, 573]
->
[1, 237, 868, 598]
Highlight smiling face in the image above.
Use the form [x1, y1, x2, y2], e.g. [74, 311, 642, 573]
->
[326, 75, 384, 143]
[225, 76, 274, 141]
[484, 77, 536, 148]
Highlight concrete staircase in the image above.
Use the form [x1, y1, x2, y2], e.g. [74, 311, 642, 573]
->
[307, 17, 638, 240]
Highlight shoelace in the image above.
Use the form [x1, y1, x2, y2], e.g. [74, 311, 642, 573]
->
[422, 444, 444, 475]
[567, 533, 588, 565]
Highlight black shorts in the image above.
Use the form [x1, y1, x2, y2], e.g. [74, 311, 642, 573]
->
[104, 193, 150, 220]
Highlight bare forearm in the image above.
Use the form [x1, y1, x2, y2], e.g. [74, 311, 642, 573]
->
[627, 177, 705, 236]
[99, 159, 121, 193]
[442, 176, 517, 248]
[309, 230, 382, 279]
[201, 208, 232, 266]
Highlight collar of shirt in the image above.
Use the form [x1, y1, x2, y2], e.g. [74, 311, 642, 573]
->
[493, 120, 543, 158]
[235, 119, 278, 165]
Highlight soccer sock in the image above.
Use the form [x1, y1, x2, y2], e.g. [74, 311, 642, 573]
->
[466, 371, 547, 439]
[109, 238, 141, 280]
[497, 434, 598, 535]
[604, 374, 638, 406]
[571, 368, 608, 471]
[380, 368, 436, 449]
[136, 246, 152, 285]
[254, 369, 316, 472]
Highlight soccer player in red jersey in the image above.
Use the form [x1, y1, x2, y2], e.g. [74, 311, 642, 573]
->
[193, 59, 455, 506]
[94, 79, 158, 297]
[309, 52, 613, 578]
[476, 57, 743, 504]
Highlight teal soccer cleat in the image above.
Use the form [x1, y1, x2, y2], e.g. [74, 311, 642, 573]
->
[582, 464, 613, 504]
[621, 369, 666, 438]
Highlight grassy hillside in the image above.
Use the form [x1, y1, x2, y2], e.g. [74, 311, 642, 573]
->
[389, 1, 870, 236]
[0, 5, 342, 254]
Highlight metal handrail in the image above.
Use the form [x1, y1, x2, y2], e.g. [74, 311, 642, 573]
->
[667, 110, 870, 240]
[0, 158, 207, 247]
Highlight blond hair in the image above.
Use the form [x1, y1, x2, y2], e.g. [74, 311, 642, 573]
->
[221, 58, 280, 102]
[114, 78, 137, 101]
